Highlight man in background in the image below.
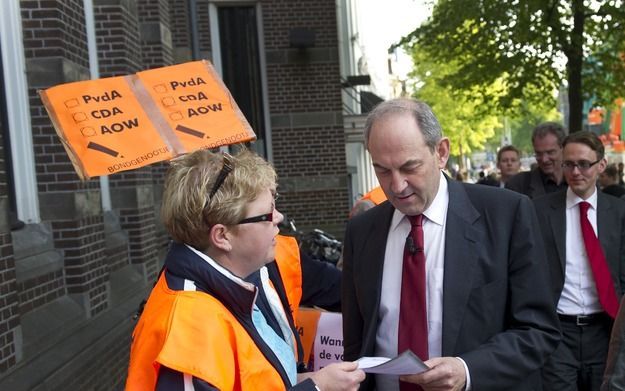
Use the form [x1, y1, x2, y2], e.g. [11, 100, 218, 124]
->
[534, 131, 625, 390]
[507, 122, 567, 198]
[496, 145, 521, 187]
[598, 163, 625, 198]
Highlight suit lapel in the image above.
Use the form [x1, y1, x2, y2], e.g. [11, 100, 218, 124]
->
[529, 169, 546, 199]
[442, 180, 481, 355]
[358, 202, 395, 354]
[547, 193, 567, 274]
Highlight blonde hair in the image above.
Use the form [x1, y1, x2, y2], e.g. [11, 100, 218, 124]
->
[161, 148, 277, 250]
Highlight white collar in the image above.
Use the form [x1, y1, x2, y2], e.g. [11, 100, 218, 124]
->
[390, 171, 449, 231]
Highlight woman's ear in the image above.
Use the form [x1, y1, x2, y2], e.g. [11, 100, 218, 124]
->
[209, 224, 233, 252]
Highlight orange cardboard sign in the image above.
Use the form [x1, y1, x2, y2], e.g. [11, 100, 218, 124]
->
[39, 60, 256, 180]
[133, 61, 254, 151]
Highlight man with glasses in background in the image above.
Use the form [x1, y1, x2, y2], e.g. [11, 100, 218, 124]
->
[507, 122, 568, 198]
[533, 131, 625, 391]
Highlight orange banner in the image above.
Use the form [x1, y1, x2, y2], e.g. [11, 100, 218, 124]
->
[39, 60, 256, 180]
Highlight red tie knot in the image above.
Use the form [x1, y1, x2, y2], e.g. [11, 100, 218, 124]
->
[579, 201, 591, 216]
[408, 214, 423, 227]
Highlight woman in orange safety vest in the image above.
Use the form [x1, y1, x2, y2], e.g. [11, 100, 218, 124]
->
[125, 149, 364, 391]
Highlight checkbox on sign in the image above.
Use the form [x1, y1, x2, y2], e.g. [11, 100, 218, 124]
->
[162, 97, 175, 106]
[81, 127, 96, 137]
[153, 84, 167, 93]
[73, 112, 87, 123]
[170, 111, 183, 121]
[64, 98, 79, 108]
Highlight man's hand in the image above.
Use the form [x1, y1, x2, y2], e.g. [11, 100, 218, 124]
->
[399, 357, 466, 391]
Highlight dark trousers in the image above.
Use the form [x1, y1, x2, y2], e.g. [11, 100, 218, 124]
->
[542, 313, 613, 391]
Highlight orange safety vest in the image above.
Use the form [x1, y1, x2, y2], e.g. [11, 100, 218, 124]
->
[126, 273, 297, 390]
[274, 235, 302, 322]
[361, 186, 387, 205]
[349, 186, 387, 218]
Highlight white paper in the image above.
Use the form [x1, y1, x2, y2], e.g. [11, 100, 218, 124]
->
[356, 350, 429, 375]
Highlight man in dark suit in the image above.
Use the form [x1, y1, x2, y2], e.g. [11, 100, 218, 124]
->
[342, 98, 560, 391]
[533, 131, 625, 390]
[506, 122, 568, 198]
[599, 163, 625, 198]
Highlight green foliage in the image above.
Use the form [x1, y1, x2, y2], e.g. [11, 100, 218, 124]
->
[408, 40, 559, 157]
[408, 44, 502, 156]
[397, 0, 625, 132]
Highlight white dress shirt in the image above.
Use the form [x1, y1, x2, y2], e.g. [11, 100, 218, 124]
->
[558, 188, 603, 315]
[375, 172, 450, 390]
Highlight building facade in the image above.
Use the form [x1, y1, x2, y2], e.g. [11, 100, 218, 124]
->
[0, 0, 354, 388]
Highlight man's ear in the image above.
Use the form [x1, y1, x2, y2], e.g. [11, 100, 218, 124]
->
[209, 224, 232, 252]
[598, 157, 608, 173]
[436, 137, 450, 169]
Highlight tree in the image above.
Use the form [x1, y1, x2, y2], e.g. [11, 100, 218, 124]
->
[397, 0, 625, 132]
[408, 43, 502, 164]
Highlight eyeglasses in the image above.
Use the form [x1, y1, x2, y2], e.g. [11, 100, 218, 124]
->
[561, 159, 602, 171]
[208, 153, 234, 200]
[236, 193, 280, 225]
[237, 212, 273, 225]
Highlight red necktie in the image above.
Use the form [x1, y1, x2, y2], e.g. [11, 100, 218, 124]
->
[579, 201, 619, 318]
[398, 215, 428, 391]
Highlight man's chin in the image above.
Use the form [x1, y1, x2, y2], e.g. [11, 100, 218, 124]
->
[391, 199, 424, 216]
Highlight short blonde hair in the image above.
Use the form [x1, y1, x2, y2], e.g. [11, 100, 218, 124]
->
[161, 148, 277, 250]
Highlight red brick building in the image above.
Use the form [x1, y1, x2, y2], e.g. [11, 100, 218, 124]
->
[0, 0, 358, 388]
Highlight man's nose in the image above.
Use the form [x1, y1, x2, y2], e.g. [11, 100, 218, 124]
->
[390, 172, 407, 194]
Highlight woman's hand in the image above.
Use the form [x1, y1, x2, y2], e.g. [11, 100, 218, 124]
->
[308, 361, 365, 391]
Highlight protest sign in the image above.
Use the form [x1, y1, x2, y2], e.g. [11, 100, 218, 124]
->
[296, 309, 344, 370]
[312, 312, 344, 370]
[39, 60, 256, 180]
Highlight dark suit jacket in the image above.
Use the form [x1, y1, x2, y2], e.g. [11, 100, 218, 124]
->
[602, 296, 625, 390]
[342, 178, 560, 391]
[533, 190, 625, 306]
[506, 167, 547, 199]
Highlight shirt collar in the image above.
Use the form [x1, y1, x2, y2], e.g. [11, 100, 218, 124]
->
[565, 186, 598, 211]
[185, 244, 256, 291]
[390, 171, 449, 231]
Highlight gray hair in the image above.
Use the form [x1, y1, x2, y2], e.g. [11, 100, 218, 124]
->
[363, 98, 442, 152]
[531, 122, 566, 146]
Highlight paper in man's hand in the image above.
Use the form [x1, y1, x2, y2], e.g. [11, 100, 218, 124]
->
[356, 350, 429, 375]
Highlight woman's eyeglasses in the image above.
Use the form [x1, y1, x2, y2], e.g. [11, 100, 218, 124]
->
[236, 194, 279, 225]
[237, 212, 273, 225]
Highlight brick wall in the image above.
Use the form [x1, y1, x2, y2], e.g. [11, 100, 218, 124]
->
[138, 0, 173, 69]
[0, 121, 19, 373]
[61, 319, 132, 391]
[22, 0, 89, 68]
[170, 0, 190, 51]
[0, 231, 18, 373]
[23, 0, 110, 320]
[91, 0, 162, 283]
[262, 0, 349, 234]
[94, 0, 142, 77]
[17, 269, 64, 316]
[52, 216, 108, 316]
[196, 0, 212, 56]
